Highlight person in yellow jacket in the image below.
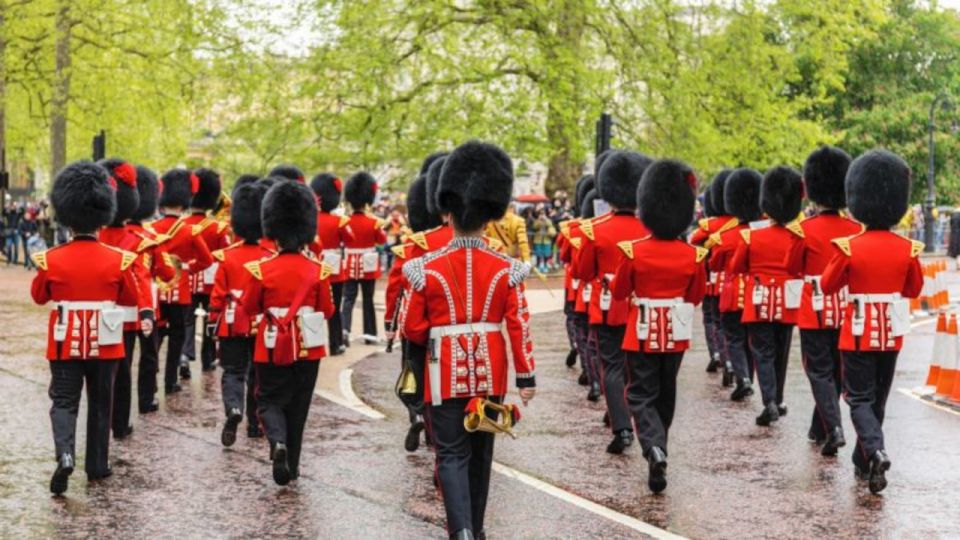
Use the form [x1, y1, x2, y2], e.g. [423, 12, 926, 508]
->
[485, 203, 531, 262]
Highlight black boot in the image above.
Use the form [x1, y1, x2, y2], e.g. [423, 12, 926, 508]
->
[50, 453, 74, 495]
[450, 530, 474, 540]
[404, 416, 425, 452]
[179, 362, 192, 380]
[587, 381, 601, 402]
[821, 426, 846, 457]
[602, 411, 610, 427]
[730, 378, 753, 401]
[165, 383, 182, 394]
[565, 349, 578, 368]
[807, 426, 826, 444]
[722, 362, 735, 387]
[868, 450, 891, 495]
[706, 353, 719, 373]
[577, 371, 589, 386]
[647, 447, 668, 493]
[777, 403, 788, 417]
[756, 402, 780, 426]
[272, 442, 291, 486]
[606, 429, 633, 455]
[222, 408, 242, 447]
[139, 398, 159, 414]
[113, 425, 134, 440]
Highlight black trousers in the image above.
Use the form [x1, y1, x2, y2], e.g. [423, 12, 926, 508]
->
[159, 303, 188, 388]
[220, 337, 258, 425]
[800, 329, 843, 438]
[402, 340, 428, 424]
[341, 279, 377, 339]
[594, 324, 632, 433]
[563, 301, 577, 351]
[256, 361, 319, 473]
[748, 322, 794, 406]
[625, 351, 683, 457]
[702, 296, 724, 364]
[184, 293, 215, 369]
[113, 331, 138, 433]
[49, 360, 118, 477]
[328, 282, 344, 351]
[721, 311, 754, 382]
[427, 396, 498, 536]
[842, 350, 898, 469]
[571, 313, 596, 383]
[134, 329, 159, 410]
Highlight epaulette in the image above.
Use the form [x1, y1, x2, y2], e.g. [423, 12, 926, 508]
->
[191, 217, 216, 236]
[617, 240, 635, 260]
[212, 249, 226, 262]
[694, 246, 709, 263]
[569, 237, 583, 250]
[102, 244, 138, 271]
[706, 232, 722, 248]
[320, 262, 334, 280]
[580, 219, 595, 241]
[391, 244, 410, 259]
[135, 235, 157, 253]
[31, 251, 48, 271]
[217, 221, 229, 234]
[409, 231, 429, 250]
[338, 215, 350, 228]
[910, 239, 924, 258]
[831, 237, 852, 257]
[716, 217, 739, 235]
[698, 217, 711, 231]
[739, 229, 751, 244]
[402, 258, 426, 291]
[785, 220, 805, 238]
[243, 260, 263, 280]
[508, 260, 531, 287]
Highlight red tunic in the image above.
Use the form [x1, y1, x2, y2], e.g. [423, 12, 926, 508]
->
[30, 237, 142, 360]
[241, 253, 336, 362]
[181, 213, 231, 295]
[342, 212, 387, 280]
[209, 242, 275, 337]
[611, 237, 707, 353]
[316, 211, 355, 284]
[384, 224, 454, 329]
[401, 237, 536, 404]
[784, 213, 864, 330]
[150, 215, 215, 305]
[821, 231, 924, 352]
[709, 223, 750, 313]
[557, 219, 582, 303]
[571, 211, 650, 326]
[729, 222, 804, 324]
[691, 216, 738, 296]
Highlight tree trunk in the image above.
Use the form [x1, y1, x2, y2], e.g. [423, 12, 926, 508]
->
[0, 0, 6, 167]
[50, 0, 72, 175]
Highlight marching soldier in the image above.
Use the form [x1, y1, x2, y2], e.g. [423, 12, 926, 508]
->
[784, 146, 862, 454]
[575, 188, 603, 402]
[152, 169, 214, 394]
[611, 159, 707, 493]
[209, 182, 273, 446]
[31, 161, 149, 494]
[557, 174, 592, 372]
[729, 167, 805, 426]
[709, 168, 762, 401]
[310, 172, 353, 355]
[179, 168, 230, 375]
[572, 150, 653, 454]
[485, 202, 531, 263]
[240, 180, 336, 486]
[689, 170, 734, 377]
[341, 172, 387, 345]
[821, 149, 923, 495]
[401, 141, 536, 540]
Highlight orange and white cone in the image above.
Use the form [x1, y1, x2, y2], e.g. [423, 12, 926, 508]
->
[935, 313, 959, 397]
[926, 312, 948, 387]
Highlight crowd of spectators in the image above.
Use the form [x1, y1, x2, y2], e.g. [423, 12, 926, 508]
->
[2, 199, 62, 268]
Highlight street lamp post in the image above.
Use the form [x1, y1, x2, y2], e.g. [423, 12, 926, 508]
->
[925, 93, 954, 253]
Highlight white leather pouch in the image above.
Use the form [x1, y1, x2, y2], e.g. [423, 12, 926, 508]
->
[323, 251, 342, 275]
[203, 262, 218, 285]
[99, 308, 125, 346]
[361, 251, 379, 273]
[890, 298, 911, 337]
[784, 279, 804, 309]
[671, 303, 695, 341]
[300, 312, 328, 348]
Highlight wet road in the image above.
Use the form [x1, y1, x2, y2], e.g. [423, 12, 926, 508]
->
[2, 265, 960, 538]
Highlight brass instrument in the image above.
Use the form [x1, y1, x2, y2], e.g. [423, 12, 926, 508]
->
[463, 397, 521, 439]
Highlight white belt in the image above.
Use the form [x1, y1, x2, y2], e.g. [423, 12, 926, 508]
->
[344, 248, 375, 255]
[121, 305, 139, 322]
[632, 297, 682, 308]
[56, 301, 116, 311]
[268, 306, 315, 318]
[322, 248, 341, 255]
[429, 322, 502, 339]
[849, 293, 900, 304]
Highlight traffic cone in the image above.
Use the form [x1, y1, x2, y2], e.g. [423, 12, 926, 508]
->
[922, 264, 935, 311]
[926, 311, 948, 386]
[950, 362, 960, 403]
[935, 313, 959, 396]
[936, 261, 947, 307]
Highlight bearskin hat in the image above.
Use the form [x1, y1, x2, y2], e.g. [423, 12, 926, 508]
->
[158, 168, 195, 209]
[724, 168, 763, 223]
[573, 175, 593, 218]
[437, 140, 513, 232]
[344, 172, 378, 210]
[309, 173, 343, 213]
[594, 149, 614, 178]
[803, 145, 851, 210]
[191, 168, 222, 210]
[406, 176, 440, 233]
[51, 161, 116, 234]
[420, 151, 449, 176]
[708, 169, 732, 216]
[597, 150, 654, 210]
[233, 174, 260, 194]
[702, 192, 716, 217]
[98, 158, 139, 226]
[637, 159, 697, 240]
[424, 156, 447, 216]
[846, 149, 911, 230]
[268, 164, 305, 184]
[259, 176, 279, 190]
[262, 180, 318, 251]
[761, 166, 804, 224]
[131, 165, 159, 223]
[231, 182, 268, 243]
[580, 188, 599, 219]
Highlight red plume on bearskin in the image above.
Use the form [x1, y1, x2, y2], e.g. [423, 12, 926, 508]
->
[97, 158, 140, 225]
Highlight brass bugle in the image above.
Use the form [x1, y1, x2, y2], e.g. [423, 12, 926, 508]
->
[464, 398, 520, 439]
